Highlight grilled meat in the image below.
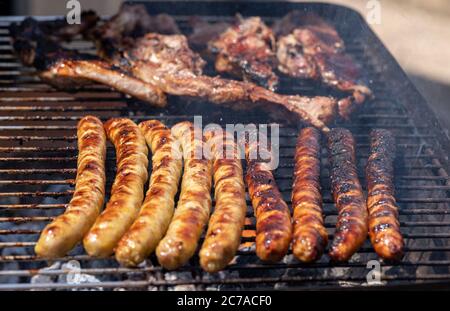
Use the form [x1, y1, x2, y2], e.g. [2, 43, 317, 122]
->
[84, 118, 149, 258]
[274, 11, 372, 119]
[9, 17, 167, 107]
[122, 33, 336, 131]
[291, 127, 327, 262]
[366, 129, 404, 261]
[35, 116, 106, 258]
[327, 128, 368, 261]
[188, 16, 231, 53]
[244, 134, 292, 262]
[209, 16, 279, 91]
[115, 120, 183, 267]
[199, 128, 247, 273]
[88, 3, 180, 63]
[156, 121, 213, 270]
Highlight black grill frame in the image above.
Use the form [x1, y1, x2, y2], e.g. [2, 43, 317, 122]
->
[0, 1, 449, 290]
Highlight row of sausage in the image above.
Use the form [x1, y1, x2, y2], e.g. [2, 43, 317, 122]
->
[34, 116, 404, 273]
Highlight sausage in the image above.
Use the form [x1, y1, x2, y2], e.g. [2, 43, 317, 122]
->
[291, 127, 328, 262]
[156, 121, 213, 270]
[199, 129, 247, 273]
[83, 118, 148, 257]
[327, 128, 368, 261]
[115, 120, 183, 267]
[35, 116, 106, 258]
[366, 129, 404, 260]
[244, 137, 292, 262]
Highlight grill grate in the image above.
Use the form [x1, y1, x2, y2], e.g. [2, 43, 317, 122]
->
[0, 1, 450, 290]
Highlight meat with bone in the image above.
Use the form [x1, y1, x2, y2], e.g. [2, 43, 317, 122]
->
[291, 127, 328, 263]
[35, 116, 106, 258]
[156, 121, 213, 270]
[209, 16, 279, 91]
[121, 33, 336, 132]
[199, 128, 247, 273]
[9, 17, 167, 107]
[88, 3, 180, 63]
[274, 11, 372, 119]
[244, 133, 292, 262]
[83, 118, 149, 258]
[187, 16, 231, 53]
[115, 120, 183, 267]
[366, 129, 404, 261]
[327, 128, 368, 261]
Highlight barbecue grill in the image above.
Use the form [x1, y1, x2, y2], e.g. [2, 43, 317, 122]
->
[0, 1, 449, 290]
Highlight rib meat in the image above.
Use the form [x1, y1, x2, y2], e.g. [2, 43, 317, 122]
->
[9, 17, 166, 107]
[274, 11, 372, 119]
[209, 16, 279, 91]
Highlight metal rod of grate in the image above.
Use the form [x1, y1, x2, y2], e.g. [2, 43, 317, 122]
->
[0, 4, 450, 290]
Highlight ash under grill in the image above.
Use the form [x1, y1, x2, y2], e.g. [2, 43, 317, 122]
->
[0, 1, 450, 290]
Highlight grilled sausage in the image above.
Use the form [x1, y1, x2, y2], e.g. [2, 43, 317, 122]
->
[199, 129, 247, 273]
[83, 118, 148, 257]
[327, 128, 368, 261]
[244, 137, 292, 262]
[156, 121, 213, 270]
[291, 127, 328, 262]
[366, 129, 404, 260]
[115, 120, 183, 267]
[35, 116, 106, 258]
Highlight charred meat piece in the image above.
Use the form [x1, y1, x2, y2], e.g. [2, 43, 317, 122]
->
[327, 128, 368, 261]
[366, 129, 404, 261]
[209, 16, 279, 91]
[274, 11, 372, 118]
[188, 16, 231, 53]
[88, 3, 180, 63]
[9, 17, 166, 107]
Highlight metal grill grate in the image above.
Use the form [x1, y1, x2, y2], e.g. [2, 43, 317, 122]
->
[0, 1, 449, 290]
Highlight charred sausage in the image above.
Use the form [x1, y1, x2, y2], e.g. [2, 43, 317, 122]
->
[291, 127, 328, 262]
[327, 128, 368, 261]
[83, 118, 148, 257]
[35, 116, 106, 258]
[366, 129, 404, 260]
[244, 136, 292, 262]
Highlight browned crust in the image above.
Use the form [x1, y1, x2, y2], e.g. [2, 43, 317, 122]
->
[366, 129, 404, 261]
[327, 128, 368, 261]
[244, 138, 292, 262]
[199, 129, 247, 272]
[291, 127, 328, 262]
[83, 118, 148, 257]
[115, 120, 183, 266]
[156, 121, 213, 270]
[35, 116, 106, 258]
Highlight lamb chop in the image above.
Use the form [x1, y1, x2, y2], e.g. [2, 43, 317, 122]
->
[274, 11, 372, 119]
[209, 16, 279, 91]
[9, 17, 166, 107]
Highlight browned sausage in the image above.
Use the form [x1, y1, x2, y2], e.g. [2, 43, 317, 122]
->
[366, 129, 404, 260]
[156, 121, 213, 270]
[327, 128, 368, 261]
[35, 116, 106, 258]
[244, 137, 292, 262]
[199, 129, 247, 272]
[83, 118, 148, 257]
[115, 120, 183, 267]
[291, 127, 328, 262]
